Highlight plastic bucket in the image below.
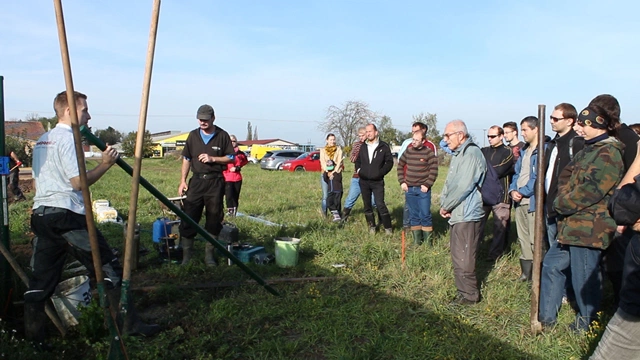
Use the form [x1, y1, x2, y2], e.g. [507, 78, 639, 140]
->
[51, 275, 92, 327]
[274, 237, 301, 268]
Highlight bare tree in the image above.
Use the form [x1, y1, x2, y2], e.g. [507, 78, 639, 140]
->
[319, 100, 378, 147]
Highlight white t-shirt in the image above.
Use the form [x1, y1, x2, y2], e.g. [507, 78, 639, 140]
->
[545, 146, 558, 194]
[32, 124, 85, 214]
[367, 140, 379, 164]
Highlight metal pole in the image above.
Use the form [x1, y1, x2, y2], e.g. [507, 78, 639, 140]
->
[52, 1, 127, 357]
[81, 126, 280, 297]
[530, 104, 546, 334]
[0, 75, 13, 319]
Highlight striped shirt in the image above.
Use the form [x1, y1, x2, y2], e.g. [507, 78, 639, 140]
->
[350, 141, 363, 178]
[397, 142, 438, 188]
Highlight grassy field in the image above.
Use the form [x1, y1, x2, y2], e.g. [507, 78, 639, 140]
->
[1, 158, 608, 359]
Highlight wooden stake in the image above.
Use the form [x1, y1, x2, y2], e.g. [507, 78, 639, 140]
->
[530, 104, 546, 334]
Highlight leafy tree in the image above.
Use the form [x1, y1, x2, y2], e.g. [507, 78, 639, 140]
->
[412, 112, 441, 145]
[5, 136, 33, 166]
[377, 115, 404, 146]
[121, 130, 155, 158]
[25, 112, 58, 131]
[94, 126, 124, 145]
[246, 121, 253, 140]
[319, 100, 378, 147]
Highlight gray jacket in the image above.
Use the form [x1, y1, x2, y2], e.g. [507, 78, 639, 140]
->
[441, 139, 486, 224]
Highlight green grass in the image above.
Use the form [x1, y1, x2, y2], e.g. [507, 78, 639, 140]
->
[2, 159, 608, 359]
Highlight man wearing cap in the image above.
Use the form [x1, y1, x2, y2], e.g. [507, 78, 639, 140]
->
[178, 104, 235, 266]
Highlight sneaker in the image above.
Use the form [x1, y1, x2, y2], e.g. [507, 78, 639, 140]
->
[331, 211, 341, 222]
[562, 296, 569, 305]
[369, 227, 376, 234]
[384, 228, 393, 235]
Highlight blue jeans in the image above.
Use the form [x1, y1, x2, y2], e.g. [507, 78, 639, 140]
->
[405, 187, 432, 229]
[546, 215, 557, 249]
[321, 174, 329, 214]
[539, 242, 603, 330]
[343, 177, 375, 209]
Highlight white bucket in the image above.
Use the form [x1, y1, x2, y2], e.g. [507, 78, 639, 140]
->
[51, 275, 92, 327]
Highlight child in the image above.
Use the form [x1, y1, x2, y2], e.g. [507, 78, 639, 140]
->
[323, 160, 343, 222]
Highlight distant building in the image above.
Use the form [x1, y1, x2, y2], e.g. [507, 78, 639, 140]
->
[4, 121, 46, 145]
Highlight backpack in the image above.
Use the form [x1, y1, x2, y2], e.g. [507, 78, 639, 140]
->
[464, 143, 504, 206]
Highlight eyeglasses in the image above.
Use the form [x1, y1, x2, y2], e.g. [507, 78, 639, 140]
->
[443, 131, 462, 140]
[487, 135, 499, 139]
[550, 116, 566, 122]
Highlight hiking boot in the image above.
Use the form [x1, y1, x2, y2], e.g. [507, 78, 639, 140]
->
[341, 208, 351, 222]
[450, 294, 479, 305]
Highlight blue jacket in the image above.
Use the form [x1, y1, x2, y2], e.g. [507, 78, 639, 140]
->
[441, 140, 486, 224]
[509, 143, 546, 213]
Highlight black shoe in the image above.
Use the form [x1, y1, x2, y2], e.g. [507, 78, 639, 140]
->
[450, 294, 479, 305]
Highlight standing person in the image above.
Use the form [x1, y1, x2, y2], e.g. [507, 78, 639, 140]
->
[539, 105, 624, 332]
[355, 123, 394, 234]
[480, 126, 514, 262]
[509, 116, 542, 282]
[342, 127, 366, 222]
[320, 133, 344, 221]
[545, 103, 584, 249]
[5, 149, 26, 201]
[503, 121, 526, 162]
[589, 94, 640, 310]
[397, 122, 437, 231]
[440, 120, 486, 304]
[178, 104, 234, 266]
[25, 91, 159, 348]
[397, 131, 438, 245]
[223, 135, 248, 218]
[320, 134, 343, 221]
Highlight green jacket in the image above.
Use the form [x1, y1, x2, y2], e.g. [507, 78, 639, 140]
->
[553, 137, 624, 249]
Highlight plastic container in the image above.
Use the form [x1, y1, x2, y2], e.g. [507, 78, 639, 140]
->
[51, 275, 92, 328]
[232, 245, 266, 264]
[152, 217, 172, 243]
[274, 237, 301, 268]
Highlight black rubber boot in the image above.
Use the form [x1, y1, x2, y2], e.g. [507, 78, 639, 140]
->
[518, 259, 533, 282]
[205, 242, 218, 267]
[412, 230, 423, 246]
[24, 301, 50, 350]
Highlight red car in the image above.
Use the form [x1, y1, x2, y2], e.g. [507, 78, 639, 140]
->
[281, 151, 321, 172]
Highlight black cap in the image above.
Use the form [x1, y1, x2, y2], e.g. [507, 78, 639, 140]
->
[197, 104, 215, 121]
[608, 175, 640, 226]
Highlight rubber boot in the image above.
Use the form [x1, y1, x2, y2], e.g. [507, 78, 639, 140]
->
[205, 242, 218, 267]
[181, 238, 194, 265]
[422, 231, 432, 246]
[518, 259, 533, 282]
[24, 301, 50, 350]
[107, 287, 161, 337]
[342, 208, 351, 222]
[412, 230, 423, 246]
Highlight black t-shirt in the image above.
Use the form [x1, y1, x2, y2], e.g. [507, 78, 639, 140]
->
[181, 126, 234, 175]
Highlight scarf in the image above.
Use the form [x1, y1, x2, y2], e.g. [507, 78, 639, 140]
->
[325, 145, 337, 160]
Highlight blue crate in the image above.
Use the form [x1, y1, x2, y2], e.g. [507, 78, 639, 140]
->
[231, 245, 266, 264]
[0, 157, 9, 175]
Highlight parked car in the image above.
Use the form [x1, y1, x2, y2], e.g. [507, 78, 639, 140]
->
[281, 151, 322, 172]
[260, 150, 305, 170]
[244, 151, 259, 164]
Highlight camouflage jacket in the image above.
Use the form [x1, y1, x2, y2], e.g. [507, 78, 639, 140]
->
[553, 137, 624, 249]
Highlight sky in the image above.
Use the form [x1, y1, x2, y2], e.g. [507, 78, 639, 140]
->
[2, 0, 640, 147]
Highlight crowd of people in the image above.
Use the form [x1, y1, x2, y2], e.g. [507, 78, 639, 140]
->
[19, 89, 640, 357]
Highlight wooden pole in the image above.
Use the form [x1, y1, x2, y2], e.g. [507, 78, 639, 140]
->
[530, 104, 546, 334]
[401, 229, 406, 268]
[52, 1, 127, 357]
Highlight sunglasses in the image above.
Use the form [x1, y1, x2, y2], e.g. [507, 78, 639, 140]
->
[550, 116, 566, 122]
[487, 135, 499, 139]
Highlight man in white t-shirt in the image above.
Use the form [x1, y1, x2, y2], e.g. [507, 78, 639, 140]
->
[24, 91, 159, 349]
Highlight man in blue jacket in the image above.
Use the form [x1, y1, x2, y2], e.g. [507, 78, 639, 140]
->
[440, 120, 486, 304]
[509, 116, 541, 282]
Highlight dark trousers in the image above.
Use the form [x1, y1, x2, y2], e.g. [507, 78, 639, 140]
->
[360, 179, 392, 229]
[8, 169, 24, 199]
[450, 221, 483, 302]
[327, 191, 343, 213]
[25, 206, 122, 304]
[180, 176, 225, 238]
[225, 180, 243, 209]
